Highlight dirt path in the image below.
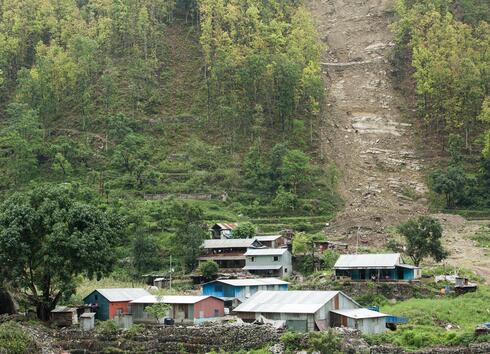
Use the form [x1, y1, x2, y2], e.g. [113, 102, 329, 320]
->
[308, 0, 428, 245]
[433, 214, 490, 283]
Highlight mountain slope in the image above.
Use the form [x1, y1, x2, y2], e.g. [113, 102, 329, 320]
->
[308, 0, 428, 245]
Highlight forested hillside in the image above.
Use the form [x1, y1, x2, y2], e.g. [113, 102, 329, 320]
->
[0, 0, 339, 274]
[392, 0, 490, 210]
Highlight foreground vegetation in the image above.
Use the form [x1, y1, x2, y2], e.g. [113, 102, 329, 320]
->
[366, 285, 490, 350]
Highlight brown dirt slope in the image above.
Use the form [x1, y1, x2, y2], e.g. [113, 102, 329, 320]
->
[308, 0, 428, 245]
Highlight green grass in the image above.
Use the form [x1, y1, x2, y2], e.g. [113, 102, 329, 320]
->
[366, 286, 490, 350]
[68, 277, 147, 305]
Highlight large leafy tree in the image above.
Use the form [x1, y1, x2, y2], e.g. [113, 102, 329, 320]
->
[0, 184, 125, 320]
[398, 216, 448, 266]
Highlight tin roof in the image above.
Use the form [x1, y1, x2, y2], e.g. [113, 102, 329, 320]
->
[208, 278, 289, 287]
[233, 291, 340, 314]
[242, 265, 283, 270]
[89, 288, 151, 302]
[334, 253, 401, 269]
[51, 306, 76, 313]
[244, 248, 288, 256]
[211, 223, 238, 230]
[203, 239, 259, 249]
[254, 235, 282, 241]
[130, 295, 221, 305]
[330, 308, 387, 319]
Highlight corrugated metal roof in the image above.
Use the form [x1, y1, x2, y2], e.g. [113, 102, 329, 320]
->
[130, 295, 220, 304]
[243, 265, 282, 270]
[244, 248, 288, 256]
[233, 291, 339, 314]
[203, 239, 257, 249]
[197, 255, 245, 261]
[94, 288, 151, 302]
[254, 235, 281, 241]
[334, 253, 401, 269]
[211, 278, 289, 286]
[330, 308, 387, 319]
[211, 223, 238, 230]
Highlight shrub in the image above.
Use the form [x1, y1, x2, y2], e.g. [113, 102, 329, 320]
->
[124, 324, 145, 339]
[322, 250, 339, 269]
[232, 222, 256, 238]
[0, 321, 35, 354]
[96, 320, 119, 336]
[199, 260, 219, 279]
[280, 331, 305, 351]
[308, 330, 342, 354]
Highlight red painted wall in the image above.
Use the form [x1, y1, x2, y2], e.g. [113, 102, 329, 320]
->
[193, 297, 225, 319]
[108, 301, 130, 319]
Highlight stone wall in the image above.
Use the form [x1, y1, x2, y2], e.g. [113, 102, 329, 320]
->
[59, 322, 279, 353]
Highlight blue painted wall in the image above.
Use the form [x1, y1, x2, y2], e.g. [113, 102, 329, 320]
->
[337, 267, 415, 281]
[202, 282, 289, 298]
[84, 291, 110, 320]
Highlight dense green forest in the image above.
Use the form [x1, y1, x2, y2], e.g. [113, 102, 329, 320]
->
[393, 0, 490, 209]
[0, 0, 337, 276]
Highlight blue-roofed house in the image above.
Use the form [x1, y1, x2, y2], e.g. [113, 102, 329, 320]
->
[334, 253, 421, 281]
[202, 278, 289, 302]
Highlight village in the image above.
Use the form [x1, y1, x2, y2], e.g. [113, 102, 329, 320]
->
[43, 221, 486, 351]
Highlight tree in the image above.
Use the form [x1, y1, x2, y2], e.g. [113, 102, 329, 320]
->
[199, 260, 219, 279]
[144, 301, 171, 324]
[280, 149, 312, 194]
[398, 216, 448, 266]
[0, 184, 125, 320]
[232, 222, 256, 238]
[132, 232, 162, 277]
[430, 165, 466, 208]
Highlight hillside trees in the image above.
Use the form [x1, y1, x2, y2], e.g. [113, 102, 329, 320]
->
[199, 0, 324, 146]
[0, 184, 125, 320]
[398, 216, 448, 266]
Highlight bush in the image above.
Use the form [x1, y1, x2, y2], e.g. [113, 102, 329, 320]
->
[0, 321, 35, 354]
[199, 260, 219, 279]
[232, 222, 256, 238]
[96, 320, 119, 336]
[124, 324, 145, 339]
[322, 250, 339, 269]
[280, 331, 305, 351]
[308, 330, 342, 354]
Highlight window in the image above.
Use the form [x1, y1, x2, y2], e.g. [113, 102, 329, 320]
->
[273, 256, 279, 262]
[116, 308, 123, 316]
[214, 309, 220, 317]
[249, 256, 255, 262]
[94, 294, 98, 300]
[284, 268, 288, 273]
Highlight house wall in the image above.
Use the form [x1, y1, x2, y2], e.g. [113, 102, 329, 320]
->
[83, 291, 110, 321]
[203, 283, 289, 299]
[109, 302, 130, 320]
[194, 298, 224, 319]
[347, 317, 386, 334]
[245, 251, 293, 277]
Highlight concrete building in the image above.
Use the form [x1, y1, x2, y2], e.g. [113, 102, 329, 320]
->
[79, 312, 95, 331]
[334, 253, 421, 281]
[129, 295, 225, 324]
[198, 238, 264, 270]
[233, 290, 387, 334]
[243, 248, 292, 277]
[202, 278, 289, 301]
[83, 288, 151, 320]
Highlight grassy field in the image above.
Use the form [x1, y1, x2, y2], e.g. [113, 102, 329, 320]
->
[366, 285, 490, 350]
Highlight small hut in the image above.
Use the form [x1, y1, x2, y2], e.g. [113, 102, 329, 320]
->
[80, 312, 95, 331]
[51, 306, 78, 327]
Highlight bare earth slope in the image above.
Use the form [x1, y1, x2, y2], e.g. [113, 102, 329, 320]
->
[308, 0, 428, 245]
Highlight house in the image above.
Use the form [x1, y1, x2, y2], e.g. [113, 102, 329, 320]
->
[210, 223, 238, 239]
[202, 278, 289, 301]
[198, 238, 264, 270]
[313, 240, 349, 254]
[129, 295, 225, 324]
[334, 253, 421, 281]
[243, 248, 292, 277]
[233, 290, 387, 334]
[330, 308, 388, 334]
[83, 288, 151, 320]
[254, 235, 286, 248]
[50, 306, 78, 326]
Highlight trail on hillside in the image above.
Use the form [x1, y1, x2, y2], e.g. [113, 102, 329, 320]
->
[308, 0, 428, 245]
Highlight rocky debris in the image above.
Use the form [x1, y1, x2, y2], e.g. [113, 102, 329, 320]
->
[308, 0, 428, 243]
